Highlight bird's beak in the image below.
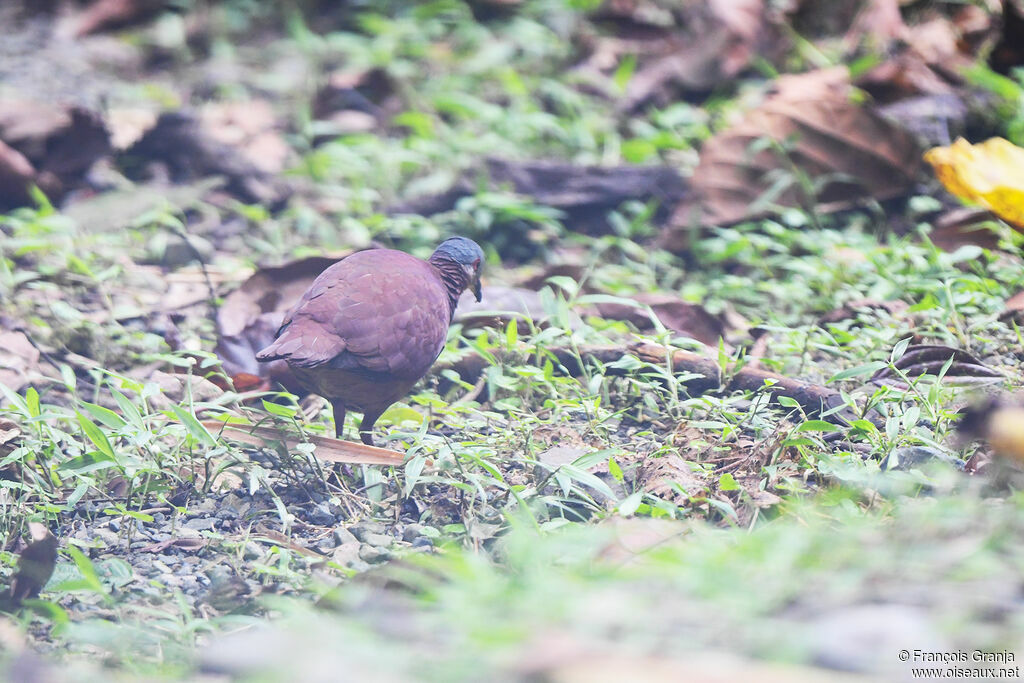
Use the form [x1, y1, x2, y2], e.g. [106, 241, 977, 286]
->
[472, 276, 482, 302]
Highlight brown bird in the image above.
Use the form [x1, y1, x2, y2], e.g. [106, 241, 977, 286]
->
[255, 237, 484, 446]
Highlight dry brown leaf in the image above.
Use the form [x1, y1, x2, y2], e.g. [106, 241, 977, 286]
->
[844, 0, 909, 51]
[126, 111, 289, 206]
[638, 453, 709, 504]
[200, 101, 292, 175]
[0, 100, 109, 203]
[927, 206, 1002, 251]
[202, 420, 406, 466]
[214, 255, 344, 389]
[614, 0, 782, 109]
[1001, 290, 1024, 324]
[57, 0, 164, 38]
[0, 331, 41, 394]
[665, 68, 922, 236]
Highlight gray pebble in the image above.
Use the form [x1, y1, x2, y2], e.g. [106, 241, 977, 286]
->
[308, 503, 336, 527]
[216, 508, 238, 521]
[360, 532, 393, 548]
[184, 517, 217, 532]
[93, 529, 119, 547]
[411, 537, 433, 549]
[242, 542, 263, 561]
[331, 544, 368, 571]
[332, 527, 359, 546]
[350, 522, 386, 541]
[359, 544, 391, 563]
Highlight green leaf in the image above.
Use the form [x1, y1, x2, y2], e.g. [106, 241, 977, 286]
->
[505, 318, 518, 348]
[618, 491, 643, 516]
[613, 53, 636, 90]
[76, 412, 115, 459]
[829, 361, 887, 382]
[111, 390, 144, 430]
[79, 401, 126, 430]
[796, 420, 841, 433]
[25, 387, 40, 418]
[890, 337, 912, 363]
[169, 404, 217, 448]
[718, 472, 740, 491]
[261, 399, 298, 419]
[607, 456, 624, 483]
[57, 452, 118, 476]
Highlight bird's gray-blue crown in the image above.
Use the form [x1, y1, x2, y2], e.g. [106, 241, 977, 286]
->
[432, 236, 484, 268]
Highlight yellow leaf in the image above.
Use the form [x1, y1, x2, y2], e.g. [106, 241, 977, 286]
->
[924, 137, 1024, 229]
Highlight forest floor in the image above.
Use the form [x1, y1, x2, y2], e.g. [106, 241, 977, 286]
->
[2, 2, 1024, 681]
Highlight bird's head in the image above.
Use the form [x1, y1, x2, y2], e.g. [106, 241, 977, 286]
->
[433, 236, 484, 302]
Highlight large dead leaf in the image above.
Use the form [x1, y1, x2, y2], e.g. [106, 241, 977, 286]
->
[56, 0, 164, 38]
[576, 0, 786, 110]
[214, 255, 344, 388]
[665, 68, 923, 238]
[924, 137, 1024, 229]
[0, 100, 109, 208]
[621, 0, 777, 108]
[126, 111, 290, 206]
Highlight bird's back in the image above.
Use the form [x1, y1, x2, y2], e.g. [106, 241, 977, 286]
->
[256, 249, 452, 379]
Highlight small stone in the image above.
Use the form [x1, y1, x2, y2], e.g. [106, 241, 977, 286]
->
[402, 524, 425, 542]
[308, 503, 336, 527]
[350, 522, 386, 541]
[242, 542, 263, 561]
[411, 537, 433, 549]
[216, 508, 238, 521]
[93, 528, 119, 547]
[360, 532, 393, 548]
[184, 517, 217, 532]
[332, 527, 359, 546]
[108, 520, 120, 533]
[358, 544, 391, 563]
[331, 544, 369, 572]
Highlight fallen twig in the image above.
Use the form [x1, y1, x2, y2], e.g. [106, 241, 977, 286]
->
[201, 421, 406, 466]
[436, 341, 873, 426]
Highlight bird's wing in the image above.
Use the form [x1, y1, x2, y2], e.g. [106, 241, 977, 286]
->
[257, 251, 451, 377]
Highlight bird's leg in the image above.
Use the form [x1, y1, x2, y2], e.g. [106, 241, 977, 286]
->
[330, 400, 347, 440]
[358, 408, 385, 447]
